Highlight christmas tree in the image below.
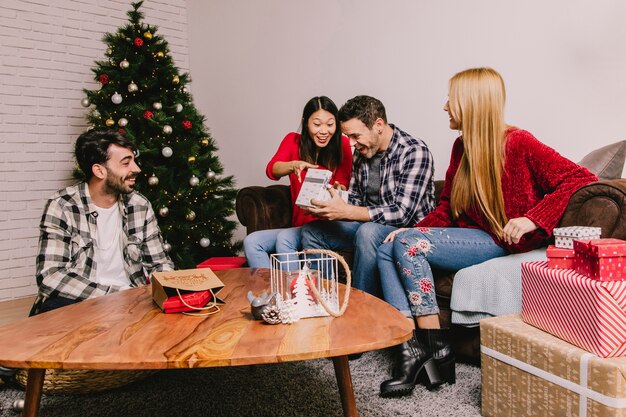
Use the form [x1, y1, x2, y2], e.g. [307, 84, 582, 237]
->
[81, 1, 241, 268]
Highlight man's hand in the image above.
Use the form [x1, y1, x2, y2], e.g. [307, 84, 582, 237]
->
[383, 228, 409, 243]
[502, 217, 538, 245]
[307, 188, 350, 220]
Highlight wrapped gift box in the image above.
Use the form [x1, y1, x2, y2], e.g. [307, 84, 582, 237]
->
[547, 244, 577, 269]
[553, 226, 602, 249]
[481, 314, 626, 417]
[196, 256, 247, 271]
[574, 238, 626, 281]
[521, 261, 626, 357]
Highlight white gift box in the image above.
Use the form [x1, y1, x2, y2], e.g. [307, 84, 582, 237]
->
[295, 168, 348, 209]
[553, 226, 602, 249]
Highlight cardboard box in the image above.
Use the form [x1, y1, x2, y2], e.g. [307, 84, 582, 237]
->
[574, 238, 626, 281]
[521, 261, 626, 358]
[547, 245, 576, 269]
[481, 314, 626, 417]
[553, 226, 602, 249]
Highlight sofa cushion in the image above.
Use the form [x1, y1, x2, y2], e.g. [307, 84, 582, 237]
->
[578, 140, 626, 180]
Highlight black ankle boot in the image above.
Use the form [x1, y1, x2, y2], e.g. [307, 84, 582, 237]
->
[425, 328, 455, 387]
[379, 330, 442, 397]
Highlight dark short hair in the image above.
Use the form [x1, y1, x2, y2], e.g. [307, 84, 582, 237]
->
[75, 130, 136, 181]
[338, 95, 387, 128]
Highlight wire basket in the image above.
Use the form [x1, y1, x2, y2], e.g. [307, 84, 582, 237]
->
[15, 369, 159, 394]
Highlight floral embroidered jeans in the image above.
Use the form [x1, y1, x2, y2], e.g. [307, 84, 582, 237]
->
[376, 227, 507, 317]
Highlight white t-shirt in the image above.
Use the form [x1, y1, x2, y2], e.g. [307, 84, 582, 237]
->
[94, 204, 131, 290]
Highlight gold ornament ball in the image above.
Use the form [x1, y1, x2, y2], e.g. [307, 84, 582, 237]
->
[188, 156, 196, 163]
[105, 118, 115, 127]
[200, 138, 209, 147]
[144, 31, 153, 40]
[156, 51, 164, 58]
[173, 75, 180, 84]
[186, 211, 196, 221]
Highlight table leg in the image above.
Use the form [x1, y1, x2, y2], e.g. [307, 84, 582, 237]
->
[332, 355, 357, 417]
[22, 369, 45, 417]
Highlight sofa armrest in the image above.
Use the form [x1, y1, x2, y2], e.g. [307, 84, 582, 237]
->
[236, 185, 293, 235]
[559, 179, 626, 239]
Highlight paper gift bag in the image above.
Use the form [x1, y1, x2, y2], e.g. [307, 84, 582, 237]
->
[151, 268, 225, 314]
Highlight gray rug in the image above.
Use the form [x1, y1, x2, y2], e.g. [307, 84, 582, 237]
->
[0, 350, 481, 416]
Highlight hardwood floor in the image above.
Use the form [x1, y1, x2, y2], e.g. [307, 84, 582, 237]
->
[0, 297, 34, 326]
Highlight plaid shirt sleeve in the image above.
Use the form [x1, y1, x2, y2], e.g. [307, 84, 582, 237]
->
[367, 135, 435, 227]
[35, 197, 110, 301]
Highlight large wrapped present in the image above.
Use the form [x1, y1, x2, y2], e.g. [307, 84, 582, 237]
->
[481, 314, 626, 417]
[547, 244, 576, 269]
[553, 226, 602, 249]
[574, 238, 626, 281]
[521, 261, 626, 357]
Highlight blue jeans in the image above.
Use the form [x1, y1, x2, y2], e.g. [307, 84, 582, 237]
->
[377, 227, 507, 317]
[301, 220, 397, 297]
[243, 227, 302, 268]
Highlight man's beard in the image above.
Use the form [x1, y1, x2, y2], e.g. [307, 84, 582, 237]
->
[104, 173, 138, 195]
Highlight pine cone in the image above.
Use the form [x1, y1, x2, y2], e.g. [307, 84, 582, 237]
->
[261, 305, 282, 325]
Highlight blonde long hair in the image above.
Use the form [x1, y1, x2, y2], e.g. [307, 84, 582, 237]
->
[448, 67, 508, 237]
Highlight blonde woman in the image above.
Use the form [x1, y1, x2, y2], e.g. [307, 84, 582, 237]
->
[376, 67, 597, 397]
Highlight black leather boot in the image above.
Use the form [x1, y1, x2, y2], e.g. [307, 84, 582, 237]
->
[379, 330, 442, 397]
[425, 328, 456, 387]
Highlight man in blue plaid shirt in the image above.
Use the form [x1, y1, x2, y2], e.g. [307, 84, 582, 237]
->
[31, 130, 174, 315]
[303, 95, 435, 298]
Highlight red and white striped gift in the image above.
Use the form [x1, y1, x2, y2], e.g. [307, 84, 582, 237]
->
[521, 261, 626, 358]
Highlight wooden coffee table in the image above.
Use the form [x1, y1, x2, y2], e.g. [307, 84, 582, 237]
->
[0, 268, 413, 417]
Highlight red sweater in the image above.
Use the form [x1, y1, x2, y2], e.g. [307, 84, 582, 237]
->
[266, 132, 353, 227]
[417, 128, 598, 253]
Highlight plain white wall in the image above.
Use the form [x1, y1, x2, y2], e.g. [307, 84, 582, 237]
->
[188, 0, 626, 242]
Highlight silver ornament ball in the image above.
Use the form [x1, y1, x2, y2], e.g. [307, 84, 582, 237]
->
[199, 238, 210, 248]
[118, 118, 128, 127]
[120, 59, 130, 69]
[189, 175, 200, 186]
[128, 82, 138, 93]
[161, 146, 173, 158]
[153, 102, 163, 110]
[111, 92, 123, 105]
[81, 97, 91, 107]
[163, 242, 172, 252]
[182, 86, 189, 94]
[186, 211, 196, 221]
[175, 103, 183, 112]
[159, 207, 169, 217]
[148, 175, 159, 186]
[163, 125, 173, 135]
[206, 170, 216, 180]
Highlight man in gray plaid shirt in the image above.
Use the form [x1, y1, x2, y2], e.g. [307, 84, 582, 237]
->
[303, 95, 435, 298]
[32, 129, 174, 315]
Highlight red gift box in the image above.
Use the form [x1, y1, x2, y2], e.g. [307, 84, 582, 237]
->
[546, 245, 576, 269]
[521, 261, 626, 357]
[196, 256, 247, 271]
[573, 238, 626, 281]
[162, 290, 213, 314]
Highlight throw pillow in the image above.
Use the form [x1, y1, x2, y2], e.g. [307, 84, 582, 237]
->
[578, 140, 626, 180]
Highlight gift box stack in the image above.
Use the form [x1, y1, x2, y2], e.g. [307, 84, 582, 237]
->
[482, 226, 626, 417]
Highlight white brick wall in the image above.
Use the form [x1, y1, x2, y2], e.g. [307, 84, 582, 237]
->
[0, 0, 189, 301]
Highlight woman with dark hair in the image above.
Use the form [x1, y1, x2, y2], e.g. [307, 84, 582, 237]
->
[376, 67, 597, 397]
[244, 96, 352, 267]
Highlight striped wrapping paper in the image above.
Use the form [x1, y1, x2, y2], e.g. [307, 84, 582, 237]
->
[521, 261, 626, 358]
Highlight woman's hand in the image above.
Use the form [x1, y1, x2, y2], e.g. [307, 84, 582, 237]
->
[291, 160, 318, 182]
[502, 217, 538, 245]
[383, 228, 409, 243]
[332, 181, 347, 191]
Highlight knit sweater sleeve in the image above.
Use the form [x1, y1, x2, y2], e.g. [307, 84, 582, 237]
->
[509, 130, 598, 236]
[266, 132, 299, 181]
[416, 138, 463, 227]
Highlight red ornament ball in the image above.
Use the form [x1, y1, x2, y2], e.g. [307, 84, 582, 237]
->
[118, 128, 126, 135]
[134, 37, 144, 47]
[143, 110, 154, 119]
[99, 74, 109, 84]
[182, 120, 192, 130]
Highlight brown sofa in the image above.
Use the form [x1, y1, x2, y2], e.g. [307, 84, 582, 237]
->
[236, 179, 626, 362]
